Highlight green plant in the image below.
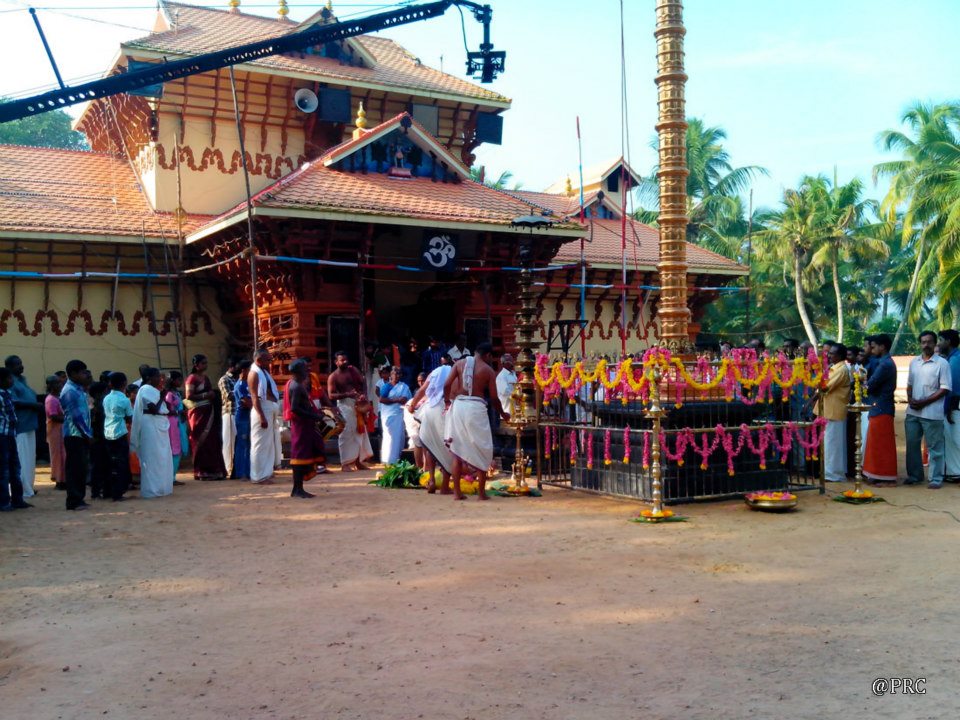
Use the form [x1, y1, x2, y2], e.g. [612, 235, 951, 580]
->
[369, 460, 420, 488]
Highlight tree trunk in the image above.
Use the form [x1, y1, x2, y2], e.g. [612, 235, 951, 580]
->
[882, 292, 888, 318]
[892, 234, 925, 354]
[831, 248, 843, 343]
[794, 249, 819, 345]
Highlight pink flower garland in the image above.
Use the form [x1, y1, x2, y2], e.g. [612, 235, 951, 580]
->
[543, 425, 551, 459]
[603, 429, 612, 465]
[569, 430, 577, 466]
[659, 430, 691, 466]
[623, 425, 631, 464]
[586, 431, 594, 469]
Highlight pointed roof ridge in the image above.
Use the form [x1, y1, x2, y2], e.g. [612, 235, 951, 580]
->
[543, 156, 642, 195]
[320, 111, 471, 180]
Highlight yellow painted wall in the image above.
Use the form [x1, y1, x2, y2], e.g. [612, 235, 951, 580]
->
[1, 279, 230, 390]
[144, 114, 306, 215]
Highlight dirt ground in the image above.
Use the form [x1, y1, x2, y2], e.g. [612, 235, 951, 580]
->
[3, 456, 960, 720]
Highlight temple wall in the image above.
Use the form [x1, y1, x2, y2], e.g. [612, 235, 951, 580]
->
[0, 279, 230, 389]
[143, 114, 306, 215]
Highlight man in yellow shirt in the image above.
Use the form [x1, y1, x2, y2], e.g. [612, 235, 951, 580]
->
[816, 343, 851, 482]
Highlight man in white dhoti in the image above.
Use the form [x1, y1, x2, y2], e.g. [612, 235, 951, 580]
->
[248, 349, 280, 484]
[814, 343, 851, 482]
[443, 343, 509, 500]
[408, 364, 454, 493]
[130, 368, 174, 498]
[328, 351, 373, 471]
[218, 358, 240, 478]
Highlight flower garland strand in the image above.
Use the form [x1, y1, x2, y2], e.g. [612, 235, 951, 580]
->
[586, 431, 594, 470]
[623, 425, 631, 464]
[603, 429, 612, 466]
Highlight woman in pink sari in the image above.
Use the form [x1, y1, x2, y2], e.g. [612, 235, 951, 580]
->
[185, 355, 227, 480]
[44, 375, 66, 490]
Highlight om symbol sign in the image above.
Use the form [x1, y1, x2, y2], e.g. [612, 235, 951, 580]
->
[422, 235, 456, 269]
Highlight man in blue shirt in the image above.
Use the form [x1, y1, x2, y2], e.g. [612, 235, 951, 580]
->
[0, 367, 29, 511]
[5, 356, 41, 499]
[59, 359, 93, 511]
[937, 330, 960, 481]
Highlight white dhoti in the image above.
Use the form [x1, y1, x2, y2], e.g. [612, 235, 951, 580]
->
[944, 410, 960, 477]
[16, 430, 36, 498]
[861, 411, 869, 457]
[404, 407, 422, 449]
[337, 399, 373, 465]
[250, 399, 279, 482]
[444, 396, 493, 472]
[824, 418, 847, 482]
[420, 402, 454, 473]
[137, 416, 174, 498]
[221, 413, 236, 476]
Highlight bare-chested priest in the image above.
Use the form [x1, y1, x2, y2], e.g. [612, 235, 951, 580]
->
[443, 342, 509, 500]
[327, 351, 373, 471]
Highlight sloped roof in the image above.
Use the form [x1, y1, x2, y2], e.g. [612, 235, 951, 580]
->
[123, 2, 509, 106]
[0, 145, 209, 241]
[543, 157, 642, 195]
[505, 189, 600, 219]
[553, 218, 747, 274]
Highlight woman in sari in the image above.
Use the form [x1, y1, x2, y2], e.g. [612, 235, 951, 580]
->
[232, 360, 252, 481]
[131, 368, 173, 498]
[185, 354, 227, 480]
[379, 367, 412, 465]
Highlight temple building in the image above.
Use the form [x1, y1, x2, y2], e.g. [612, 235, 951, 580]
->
[0, 0, 744, 387]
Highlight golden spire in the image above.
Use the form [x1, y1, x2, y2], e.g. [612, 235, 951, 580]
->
[564, 175, 573, 197]
[228, 0, 240, 12]
[326, 0, 333, 10]
[352, 101, 368, 139]
[277, 0, 289, 19]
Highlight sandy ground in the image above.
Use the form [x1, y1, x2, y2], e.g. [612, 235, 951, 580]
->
[3, 456, 960, 720]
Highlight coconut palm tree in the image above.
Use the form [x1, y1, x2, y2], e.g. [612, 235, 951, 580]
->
[635, 118, 767, 256]
[873, 102, 960, 352]
[807, 176, 888, 343]
[754, 177, 833, 345]
[469, 165, 521, 190]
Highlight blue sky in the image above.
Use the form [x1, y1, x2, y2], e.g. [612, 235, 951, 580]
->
[1, 0, 957, 209]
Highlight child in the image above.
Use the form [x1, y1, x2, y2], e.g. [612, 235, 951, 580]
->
[125, 384, 141, 487]
[165, 371, 185, 483]
[44, 375, 66, 490]
[102, 372, 133, 501]
[0, 367, 27, 511]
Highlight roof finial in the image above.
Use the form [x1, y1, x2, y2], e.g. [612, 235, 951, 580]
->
[564, 175, 573, 197]
[326, 0, 333, 11]
[228, 0, 240, 12]
[352, 101, 368, 139]
[277, 0, 289, 19]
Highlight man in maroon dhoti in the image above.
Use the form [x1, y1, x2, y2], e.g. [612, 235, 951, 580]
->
[287, 360, 327, 499]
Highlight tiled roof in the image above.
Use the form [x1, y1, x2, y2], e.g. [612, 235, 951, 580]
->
[553, 218, 746, 273]
[125, 2, 509, 105]
[0, 144, 209, 240]
[505, 189, 599, 219]
[207, 162, 577, 231]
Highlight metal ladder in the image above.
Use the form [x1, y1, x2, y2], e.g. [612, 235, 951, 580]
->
[142, 230, 184, 374]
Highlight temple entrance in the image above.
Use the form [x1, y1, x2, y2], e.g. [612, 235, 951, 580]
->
[364, 271, 459, 350]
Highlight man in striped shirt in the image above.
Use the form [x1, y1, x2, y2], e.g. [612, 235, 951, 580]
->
[60, 359, 93, 511]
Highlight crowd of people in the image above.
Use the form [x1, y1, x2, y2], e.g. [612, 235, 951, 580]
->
[0, 339, 521, 511]
[745, 330, 960, 490]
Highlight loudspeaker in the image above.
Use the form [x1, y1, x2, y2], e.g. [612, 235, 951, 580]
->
[294, 88, 319, 113]
[475, 112, 503, 145]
